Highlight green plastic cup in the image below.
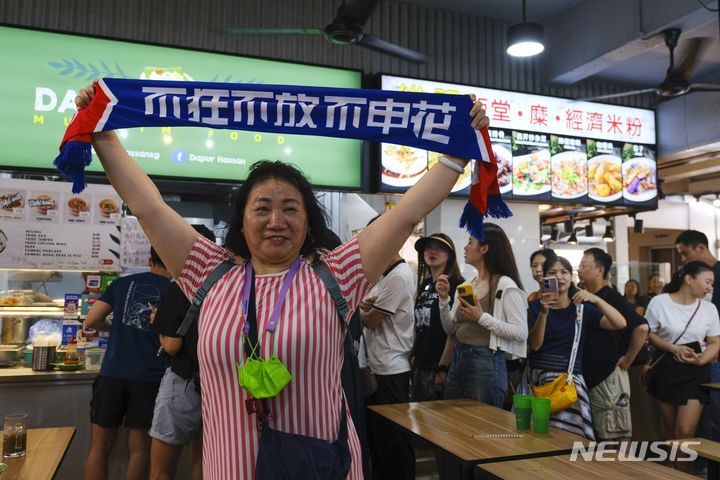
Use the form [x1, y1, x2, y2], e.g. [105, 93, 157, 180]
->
[531, 397, 551, 434]
[513, 394, 532, 430]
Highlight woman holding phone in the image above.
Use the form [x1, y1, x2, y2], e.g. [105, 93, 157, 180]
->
[524, 256, 626, 439]
[528, 249, 557, 301]
[437, 223, 527, 407]
[411, 233, 464, 401]
[644, 261, 719, 472]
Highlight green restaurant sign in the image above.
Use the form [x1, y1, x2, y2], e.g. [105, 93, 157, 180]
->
[0, 26, 363, 189]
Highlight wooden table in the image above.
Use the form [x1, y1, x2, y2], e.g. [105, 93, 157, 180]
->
[678, 437, 720, 480]
[476, 453, 696, 479]
[1, 427, 75, 480]
[368, 399, 584, 478]
[700, 383, 720, 391]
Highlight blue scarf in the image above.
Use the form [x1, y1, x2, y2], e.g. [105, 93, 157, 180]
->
[56, 78, 510, 238]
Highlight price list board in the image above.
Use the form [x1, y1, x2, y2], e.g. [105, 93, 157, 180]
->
[0, 179, 122, 271]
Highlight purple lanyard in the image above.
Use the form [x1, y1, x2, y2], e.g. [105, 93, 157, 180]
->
[242, 257, 302, 335]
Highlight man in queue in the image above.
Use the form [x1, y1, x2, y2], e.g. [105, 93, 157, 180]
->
[83, 248, 172, 480]
[578, 248, 649, 441]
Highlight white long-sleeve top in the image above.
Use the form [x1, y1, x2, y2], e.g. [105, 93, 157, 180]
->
[439, 275, 529, 359]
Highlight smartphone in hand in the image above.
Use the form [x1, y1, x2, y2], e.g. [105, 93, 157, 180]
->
[541, 277, 559, 303]
[456, 283, 476, 305]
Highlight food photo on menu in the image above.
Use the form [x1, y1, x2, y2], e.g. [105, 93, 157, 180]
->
[511, 131, 551, 201]
[586, 139, 624, 206]
[380, 143, 428, 192]
[28, 192, 59, 221]
[97, 198, 121, 220]
[0, 190, 25, 220]
[489, 128, 513, 198]
[64, 194, 91, 222]
[550, 135, 588, 202]
[621, 143, 658, 207]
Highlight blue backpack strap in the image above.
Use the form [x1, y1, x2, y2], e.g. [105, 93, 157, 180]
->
[176, 260, 235, 336]
[310, 259, 349, 331]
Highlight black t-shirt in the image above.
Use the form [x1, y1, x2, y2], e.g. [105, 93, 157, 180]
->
[151, 282, 195, 380]
[412, 275, 462, 370]
[582, 285, 648, 389]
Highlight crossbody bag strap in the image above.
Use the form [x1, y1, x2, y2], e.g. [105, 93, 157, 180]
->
[650, 300, 702, 368]
[311, 260, 348, 332]
[310, 259, 351, 436]
[176, 261, 235, 336]
[566, 304, 583, 384]
[671, 300, 702, 345]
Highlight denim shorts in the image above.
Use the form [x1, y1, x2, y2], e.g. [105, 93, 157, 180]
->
[444, 343, 507, 407]
[149, 368, 202, 445]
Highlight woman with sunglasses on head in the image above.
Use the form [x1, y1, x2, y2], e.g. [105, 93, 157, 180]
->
[411, 233, 464, 401]
[524, 256, 625, 439]
[644, 261, 720, 473]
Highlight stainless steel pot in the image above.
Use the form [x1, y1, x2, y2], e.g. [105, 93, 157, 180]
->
[1, 317, 30, 345]
[0, 345, 22, 365]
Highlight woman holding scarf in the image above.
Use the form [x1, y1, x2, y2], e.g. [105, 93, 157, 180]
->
[75, 81, 490, 480]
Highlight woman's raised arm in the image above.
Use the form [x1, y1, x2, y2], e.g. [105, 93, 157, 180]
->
[77, 81, 197, 278]
[358, 99, 488, 282]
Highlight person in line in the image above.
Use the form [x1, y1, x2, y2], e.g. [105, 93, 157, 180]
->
[359, 220, 416, 480]
[411, 233, 463, 401]
[623, 279, 644, 315]
[637, 272, 663, 309]
[439, 223, 528, 407]
[676, 230, 720, 312]
[84, 249, 172, 480]
[675, 230, 720, 471]
[75, 81, 489, 479]
[644, 261, 720, 473]
[577, 248, 649, 441]
[527, 248, 557, 302]
[148, 225, 217, 480]
[524, 256, 626, 439]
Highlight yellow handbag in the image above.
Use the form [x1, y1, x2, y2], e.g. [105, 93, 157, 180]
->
[531, 372, 578, 413]
[531, 305, 583, 413]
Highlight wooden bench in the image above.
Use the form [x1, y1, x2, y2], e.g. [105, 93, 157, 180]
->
[676, 437, 720, 480]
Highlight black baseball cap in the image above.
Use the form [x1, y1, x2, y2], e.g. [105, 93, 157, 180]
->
[414, 233, 456, 255]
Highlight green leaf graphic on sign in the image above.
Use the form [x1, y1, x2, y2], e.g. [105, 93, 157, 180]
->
[47, 59, 131, 80]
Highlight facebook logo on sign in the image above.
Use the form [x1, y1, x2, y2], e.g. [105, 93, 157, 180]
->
[171, 148, 188, 165]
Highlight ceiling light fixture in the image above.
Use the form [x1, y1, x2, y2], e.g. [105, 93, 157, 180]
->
[550, 224, 559, 242]
[568, 230, 578, 245]
[603, 224, 615, 242]
[506, 0, 545, 57]
[631, 214, 644, 234]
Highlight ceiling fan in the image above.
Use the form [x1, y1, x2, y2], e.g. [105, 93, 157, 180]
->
[215, 0, 428, 64]
[581, 28, 720, 102]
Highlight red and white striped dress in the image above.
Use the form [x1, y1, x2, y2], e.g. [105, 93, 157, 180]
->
[177, 236, 371, 479]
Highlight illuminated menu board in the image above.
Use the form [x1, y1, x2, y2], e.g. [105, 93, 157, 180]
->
[0, 26, 362, 189]
[379, 75, 657, 208]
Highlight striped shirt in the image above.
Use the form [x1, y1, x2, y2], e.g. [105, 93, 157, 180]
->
[177, 236, 371, 479]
